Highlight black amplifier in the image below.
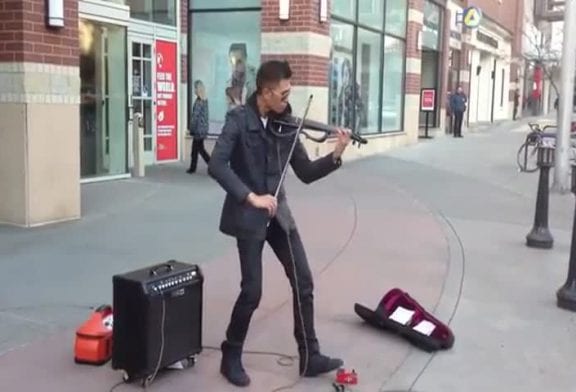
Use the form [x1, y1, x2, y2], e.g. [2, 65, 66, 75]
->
[112, 260, 203, 385]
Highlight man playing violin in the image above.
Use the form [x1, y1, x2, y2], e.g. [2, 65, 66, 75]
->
[208, 60, 351, 387]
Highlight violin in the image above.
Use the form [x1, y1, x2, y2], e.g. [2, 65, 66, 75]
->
[271, 95, 365, 202]
[271, 116, 368, 147]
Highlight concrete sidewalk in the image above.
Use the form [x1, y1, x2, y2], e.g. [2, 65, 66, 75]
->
[1, 116, 575, 392]
[0, 158, 457, 391]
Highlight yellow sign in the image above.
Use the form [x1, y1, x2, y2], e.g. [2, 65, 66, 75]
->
[463, 7, 482, 28]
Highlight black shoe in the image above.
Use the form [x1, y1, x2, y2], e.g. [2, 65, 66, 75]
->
[186, 168, 196, 174]
[220, 341, 250, 387]
[299, 352, 343, 377]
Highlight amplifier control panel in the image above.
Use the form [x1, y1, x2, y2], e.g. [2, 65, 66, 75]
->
[147, 270, 199, 294]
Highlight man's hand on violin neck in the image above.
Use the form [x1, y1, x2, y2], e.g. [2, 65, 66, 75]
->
[247, 192, 278, 217]
[333, 128, 352, 159]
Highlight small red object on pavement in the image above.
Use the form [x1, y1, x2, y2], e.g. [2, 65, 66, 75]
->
[335, 368, 358, 385]
[74, 305, 113, 365]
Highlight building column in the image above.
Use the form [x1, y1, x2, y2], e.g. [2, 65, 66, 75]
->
[261, 0, 331, 157]
[405, 0, 424, 142]
[0, 0, 80, 227]
[439, 5, 452, 133]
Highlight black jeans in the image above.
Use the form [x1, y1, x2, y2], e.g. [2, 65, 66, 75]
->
[189, 138, 210, 170]
[225, 219, 319, 355]
[453, 111, 464, 137]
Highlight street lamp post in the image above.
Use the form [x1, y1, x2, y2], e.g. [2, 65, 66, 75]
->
[556, 164, 576, 311]
[552, 0, 576, 193]
[526, 146, 555, 249]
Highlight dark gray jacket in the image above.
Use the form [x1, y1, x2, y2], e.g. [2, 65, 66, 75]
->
[208, 94, 341, 240]
[190, 98, 209, 139]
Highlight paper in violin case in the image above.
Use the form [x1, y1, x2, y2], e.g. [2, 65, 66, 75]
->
[354, 288, 454, 352]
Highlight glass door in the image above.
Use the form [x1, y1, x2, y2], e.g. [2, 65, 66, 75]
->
[79, 19, 128, 179]
[129, 38, 155, 165]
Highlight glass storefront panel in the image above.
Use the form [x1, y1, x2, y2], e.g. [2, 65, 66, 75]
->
[131, 41, 154, 156]
[385, 0, 407, 38]
[382, 35, 405, 131]
[422, 0, 441, 50]
[190, 11, 260, 135]
[358, 0, 384, 30]
[126, 0, 177, 25]
[191, 0, 260, 9]
[80, 19, 127, 178]
[332, 0, 356, 20]
[356, 28, 381, 134]
[329, 21, 356, 129]
[329, 1, 407, 134]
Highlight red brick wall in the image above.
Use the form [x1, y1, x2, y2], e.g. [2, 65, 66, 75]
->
[406, 73, 421, 95]
[0, 0, 78, 66]
[260, 54, 328, 87]
[261, 0, 330, 87]
[405, 0, 423, 95]
[261, 0, 329, 35]
[462, 0, 523, 58]
[439, 6, 451, 110]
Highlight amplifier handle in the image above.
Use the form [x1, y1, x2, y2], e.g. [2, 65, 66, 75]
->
[149, 262, 175, 276]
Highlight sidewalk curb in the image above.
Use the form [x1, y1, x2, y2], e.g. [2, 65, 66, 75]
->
[378, 208, 465, 392]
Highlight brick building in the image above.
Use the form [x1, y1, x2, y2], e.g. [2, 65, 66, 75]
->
[0, 0, 526, 227]
[443, 0, 524, 127]
[188, 0, 421, 161]
[0, 0, 188, 227]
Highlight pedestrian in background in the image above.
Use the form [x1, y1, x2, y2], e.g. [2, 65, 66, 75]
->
[450, 86, 467, 138]
[187, 80, 211, 174]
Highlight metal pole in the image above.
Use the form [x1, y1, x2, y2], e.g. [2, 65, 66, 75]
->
[552, 0, 576, 193]
[557, 164, 576, 311]
[526, 147, 554, 248]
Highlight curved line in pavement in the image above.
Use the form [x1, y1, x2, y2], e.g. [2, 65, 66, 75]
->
[406, 211, 466, 391]
[252, 179, 360, 324]
[374, 180, 466, 392]
[318, 184, 360, 275]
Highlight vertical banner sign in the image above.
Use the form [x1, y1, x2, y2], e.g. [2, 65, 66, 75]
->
[155, 40, 178, 161]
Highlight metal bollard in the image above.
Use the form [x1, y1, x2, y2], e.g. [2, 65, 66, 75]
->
[132, 112, 145, 177]
[556, 164, 576, 312]
[526, 146, 555, 249]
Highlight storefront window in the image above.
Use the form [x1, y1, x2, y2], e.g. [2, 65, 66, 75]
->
[422, 0, 441, 50]
[79, 19, 127, 178]
[332, 0, 356, 20]
[356, 28, 381, 133]
[358, 0, 384, 30]
[126, 0, 177, 26]
[386, 0, 407, 38]
[330, 0, 407, 134]
[330, 21, 355, 128]
[191, 0, 260, 9]
[382, 36, 405, 131]
[190, 10, 261, 135]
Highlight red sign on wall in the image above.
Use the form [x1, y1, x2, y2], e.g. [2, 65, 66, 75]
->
[155, 40, 178, 161]
[420, 89, 436, 112]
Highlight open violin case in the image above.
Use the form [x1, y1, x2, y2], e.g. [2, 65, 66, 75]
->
[354, 288, 455, 352]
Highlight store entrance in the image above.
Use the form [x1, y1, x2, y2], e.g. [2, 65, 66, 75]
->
[128, 38, 156, 165]
[80, 19, 128, 179]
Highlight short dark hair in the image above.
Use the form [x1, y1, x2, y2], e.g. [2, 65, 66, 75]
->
[194, 80, 203, 88]
[256, 60, 292, 93]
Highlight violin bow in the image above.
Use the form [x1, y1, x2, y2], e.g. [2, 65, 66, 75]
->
[273, 94, 314, 199]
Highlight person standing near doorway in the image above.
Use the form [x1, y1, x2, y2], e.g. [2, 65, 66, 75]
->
[450, 85, 467, 137]
[187, 80, 211, 174]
